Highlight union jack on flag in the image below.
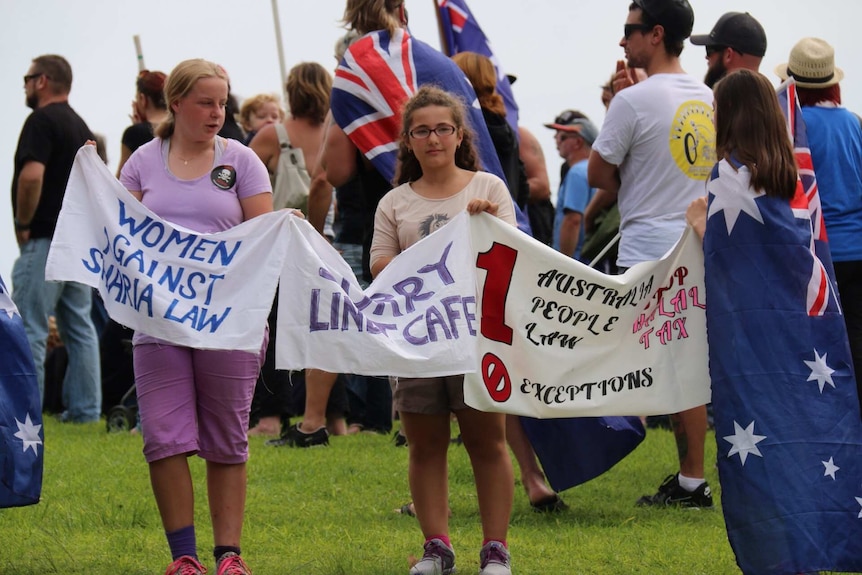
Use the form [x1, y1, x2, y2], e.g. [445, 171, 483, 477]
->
[331, 28, 505, 186]
[777, 79, 838, 316]
[437, 0, 520, 135]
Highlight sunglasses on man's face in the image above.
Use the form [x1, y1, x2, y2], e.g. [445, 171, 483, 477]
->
[623, 23, 654, 40]
[706, 45, 728, 57]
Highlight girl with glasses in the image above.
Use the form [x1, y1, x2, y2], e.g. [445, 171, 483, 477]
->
[370, 85, 515, 575]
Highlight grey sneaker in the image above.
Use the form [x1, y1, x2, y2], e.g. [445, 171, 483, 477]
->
[410, 538, 456, 575]
[478, 541, 511, 575]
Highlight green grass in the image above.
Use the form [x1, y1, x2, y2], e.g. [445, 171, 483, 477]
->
[1, 419, 744, 574]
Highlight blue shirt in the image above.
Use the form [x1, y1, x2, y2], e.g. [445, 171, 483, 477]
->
[802, 106, 862, 262]
[552, 159, 596, 260]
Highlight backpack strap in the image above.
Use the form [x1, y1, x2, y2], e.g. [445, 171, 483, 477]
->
[275, 123, 292, 149]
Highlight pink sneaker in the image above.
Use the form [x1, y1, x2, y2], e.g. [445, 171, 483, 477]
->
[165, 555, 207, 575]
[216, 552, 252, 575]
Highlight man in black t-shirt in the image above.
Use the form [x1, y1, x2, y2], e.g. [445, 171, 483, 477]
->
[11, 54, 101, 423]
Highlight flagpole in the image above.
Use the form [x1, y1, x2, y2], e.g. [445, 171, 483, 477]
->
[588, 232, 621, 269]
[433, 0, 451, 55]
[270, 0, 290, 111]
[133, 35, 145, 72]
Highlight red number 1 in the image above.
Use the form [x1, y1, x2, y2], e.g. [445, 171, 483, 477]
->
[476, 242, 518, 403]
[476, 241, 517, 345]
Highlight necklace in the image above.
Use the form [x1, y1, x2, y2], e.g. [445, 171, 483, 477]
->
[171, 147, 207, 166]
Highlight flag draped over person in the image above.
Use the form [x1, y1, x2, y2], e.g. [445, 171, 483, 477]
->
[331, 27, 504, 185]
[777, 79, 836, 316]
[704, 81, 862, 574]
[0, 275, 43, 509]
[330, 27, 531, 234]
[436, 0, 520, 135]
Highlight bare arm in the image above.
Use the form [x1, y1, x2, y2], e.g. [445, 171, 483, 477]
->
[308, 114, 335, 234]
[686, 196, 708, 240]
[558, 211, 583, 257]
[248, 124, 279, 174]
[518, 126, 551, 202]
[582, 188, 618, 233]
[322, 122, 358, 188]
[240, 192, 274, 221]
[15, 161, 45, 245]
[587, 150, 621, 194]
[115, 144, 133, 179]
[370, 256, 393, 279]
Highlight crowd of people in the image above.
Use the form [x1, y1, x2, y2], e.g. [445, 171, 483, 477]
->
[9, 0, 862, 573]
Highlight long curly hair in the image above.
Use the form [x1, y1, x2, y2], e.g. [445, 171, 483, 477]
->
[393, 85, 481, 185]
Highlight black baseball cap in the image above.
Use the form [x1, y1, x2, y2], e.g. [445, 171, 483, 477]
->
[633, 0, 694, 41]
[690, 12, 767, 57]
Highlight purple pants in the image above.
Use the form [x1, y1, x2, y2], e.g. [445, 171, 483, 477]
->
[134, 336, 267, 464]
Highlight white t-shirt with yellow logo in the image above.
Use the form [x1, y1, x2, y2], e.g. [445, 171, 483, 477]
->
[593, 73, 715, 268]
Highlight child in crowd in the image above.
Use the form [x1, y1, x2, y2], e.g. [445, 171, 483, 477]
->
[239, 93, 284, 145]
[369, 85, 515, 575]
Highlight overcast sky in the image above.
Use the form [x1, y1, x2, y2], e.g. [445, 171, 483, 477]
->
[2, 0, 860, 286]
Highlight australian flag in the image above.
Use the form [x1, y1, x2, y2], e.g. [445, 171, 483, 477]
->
[704, 156, 862, 574]
[331, 27, 531, 234]
[777, 79, 836, 316]
[332, 27, 505, 185]
[436, 0, 519, 135]
[0, 274, 43, 508]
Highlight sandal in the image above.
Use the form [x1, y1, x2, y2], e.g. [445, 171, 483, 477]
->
[530, 494, 568, 513]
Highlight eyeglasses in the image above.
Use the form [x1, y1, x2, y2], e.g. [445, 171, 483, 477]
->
[706, 45, 728, 57]
[23, 73, 43, 84]
[623, 23, 654, 40]
[408, 124, 457, 139]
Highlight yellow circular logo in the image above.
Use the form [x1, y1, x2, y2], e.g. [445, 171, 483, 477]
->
[669, 100, 716, 180]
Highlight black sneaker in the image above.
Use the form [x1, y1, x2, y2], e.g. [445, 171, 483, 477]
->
[636, 473, 713, 508]
[392, 430, 408, 447]
[271, 423, 329, 448]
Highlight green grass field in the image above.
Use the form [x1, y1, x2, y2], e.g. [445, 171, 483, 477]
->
[1, 419, 747, 574]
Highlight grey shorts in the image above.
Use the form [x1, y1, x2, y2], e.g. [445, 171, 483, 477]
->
[391, 374, 467, 415]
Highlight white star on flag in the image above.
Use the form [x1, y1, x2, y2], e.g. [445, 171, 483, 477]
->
[724, 420, 767, 465]
[13, 413, 43, 455]
[857, 497, 862, 519]
[0, 289, 21, 319]
[707, 161, 765, 235]
[822, 457, 840, 480]
[804, 349, 836, 393]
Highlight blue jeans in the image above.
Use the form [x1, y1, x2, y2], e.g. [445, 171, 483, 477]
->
[333, 242, 366, 288]
[12, 238, 101, 422]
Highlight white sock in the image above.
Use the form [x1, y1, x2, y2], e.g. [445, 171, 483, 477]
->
[677, 472, 705, 492]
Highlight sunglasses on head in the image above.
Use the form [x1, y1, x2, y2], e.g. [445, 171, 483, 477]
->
[623, 23, 654, 39]
[554, 110, 580, 125]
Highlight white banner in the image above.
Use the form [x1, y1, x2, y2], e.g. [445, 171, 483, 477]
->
[45, 146, 291, 352]
[463, 213, 710, 417]
[277, 211, 478, 377]
[47, 147, 710, 417]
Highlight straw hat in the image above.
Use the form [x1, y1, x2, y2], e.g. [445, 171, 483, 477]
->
[775, 37, 844, 89]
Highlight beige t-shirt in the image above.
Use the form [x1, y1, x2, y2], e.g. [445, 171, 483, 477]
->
[370, 171, 516, 270]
